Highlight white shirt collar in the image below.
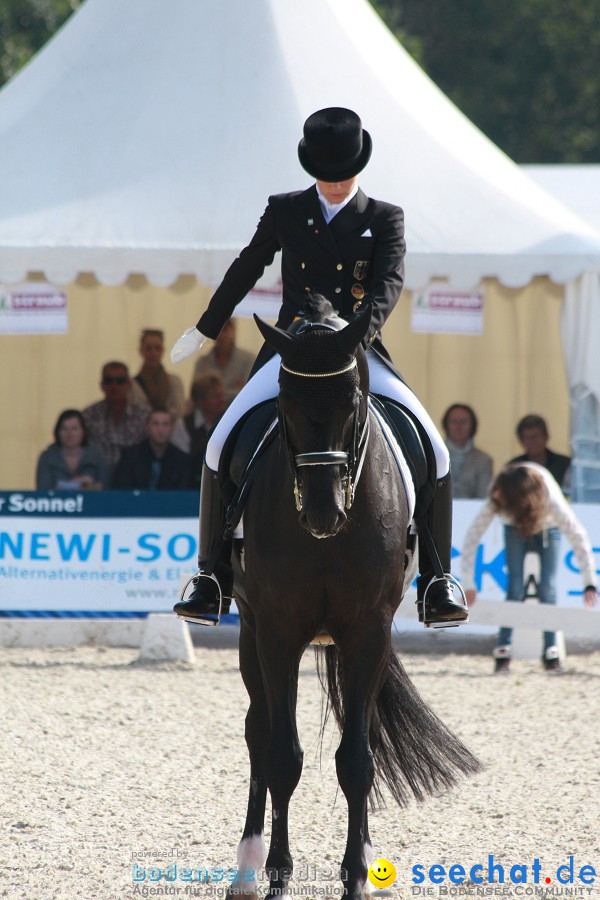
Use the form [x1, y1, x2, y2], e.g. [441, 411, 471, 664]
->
[316, 182, 359, 223]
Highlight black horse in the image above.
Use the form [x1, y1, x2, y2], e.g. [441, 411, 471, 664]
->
[226, 296, 480, 900]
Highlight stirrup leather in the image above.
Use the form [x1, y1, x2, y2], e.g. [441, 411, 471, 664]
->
[176, 571, 226, 627]
[419, 574, 468, 630]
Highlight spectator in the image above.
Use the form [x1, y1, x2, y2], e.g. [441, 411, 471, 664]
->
[130, 329, 185, 420]
[442, 403, 493, 499]
[461, 462, 597, 674]
[172, 373, 228, 486]
[112, 408, 192, 490]
[83, 362, 149, 472]
[193, 318, 254, 406]
[172, 372, 228, 455]
[36, 409, 109, 491]
[510, 414, 571, 491]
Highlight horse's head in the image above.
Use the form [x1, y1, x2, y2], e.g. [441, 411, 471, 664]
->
[255, 295, 371, 539]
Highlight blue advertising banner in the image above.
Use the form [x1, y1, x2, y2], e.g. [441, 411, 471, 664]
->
[1, 493, 599, 615]
[0, 491, 199, 614]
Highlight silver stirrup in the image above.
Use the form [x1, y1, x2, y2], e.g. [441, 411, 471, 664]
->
[421, 574, 468, 630]
[176, 571, 224, 627]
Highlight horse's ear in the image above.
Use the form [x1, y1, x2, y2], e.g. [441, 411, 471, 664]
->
[334, 303, 372, 355]
[254, 314, 297, 359]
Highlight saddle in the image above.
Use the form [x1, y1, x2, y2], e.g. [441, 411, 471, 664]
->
[217, 395, 436, 537]
[218, 399, 279, 537]
[369, 394, 436, 515]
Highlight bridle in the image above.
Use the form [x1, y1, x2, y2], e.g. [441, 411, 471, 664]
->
[277, 329, 370, 512]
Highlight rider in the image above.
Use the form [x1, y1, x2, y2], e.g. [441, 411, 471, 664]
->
[170, 107, 468, 627]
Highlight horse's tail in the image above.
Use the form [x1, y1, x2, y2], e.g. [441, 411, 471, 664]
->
[315, 645, 482, 808]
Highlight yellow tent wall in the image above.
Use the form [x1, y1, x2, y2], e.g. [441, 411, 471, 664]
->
[0, 275, 568, 490]
[384, 275, 569, 473]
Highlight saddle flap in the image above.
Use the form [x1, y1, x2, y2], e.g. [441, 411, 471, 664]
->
[370, 395, 433, 502]
[218, 399, 278, 503]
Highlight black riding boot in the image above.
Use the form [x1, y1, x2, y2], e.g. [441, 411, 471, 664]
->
[416, 474, 468, 626]
[173, 464, 233, 624]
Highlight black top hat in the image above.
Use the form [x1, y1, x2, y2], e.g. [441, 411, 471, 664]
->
[298, 107, 372, 182]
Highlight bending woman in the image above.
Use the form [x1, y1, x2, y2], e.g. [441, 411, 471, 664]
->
[461, 462, 597, 672]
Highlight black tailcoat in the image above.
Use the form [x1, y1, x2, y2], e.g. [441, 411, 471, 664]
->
[197, 186, 406, 368]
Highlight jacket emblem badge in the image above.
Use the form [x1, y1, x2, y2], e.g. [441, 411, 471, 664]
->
[353, 260, 369, 281]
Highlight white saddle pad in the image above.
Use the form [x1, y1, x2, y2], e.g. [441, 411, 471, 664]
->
[368, 398, 416, 523]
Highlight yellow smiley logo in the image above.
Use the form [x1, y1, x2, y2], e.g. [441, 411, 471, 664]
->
[367, 857, 397, 888]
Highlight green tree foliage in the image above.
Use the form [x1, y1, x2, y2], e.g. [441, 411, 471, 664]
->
[0, 0, 80, 88]
[371, 0, 600, 162]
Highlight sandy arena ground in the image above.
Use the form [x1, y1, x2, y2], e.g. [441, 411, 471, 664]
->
[2, 628, 600, 900]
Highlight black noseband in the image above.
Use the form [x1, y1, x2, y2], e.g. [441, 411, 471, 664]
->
[295, 451, 349, 467]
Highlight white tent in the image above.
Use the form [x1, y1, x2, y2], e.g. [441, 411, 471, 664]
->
[524, 165, 600, 502]
[1, 0, 600, 489]
[523, 165, 600, 235]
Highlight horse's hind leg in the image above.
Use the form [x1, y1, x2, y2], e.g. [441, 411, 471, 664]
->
[335, 624, 390, 899]
[227, 620, 268, 899]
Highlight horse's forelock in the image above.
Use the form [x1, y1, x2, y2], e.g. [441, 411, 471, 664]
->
[299, 294, 340, 325]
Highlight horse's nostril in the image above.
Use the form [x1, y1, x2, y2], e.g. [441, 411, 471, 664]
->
[335, 514, 347, 534]
[298, 511, 312, 534]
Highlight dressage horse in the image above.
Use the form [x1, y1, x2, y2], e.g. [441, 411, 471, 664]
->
[226, 296, 480, 900]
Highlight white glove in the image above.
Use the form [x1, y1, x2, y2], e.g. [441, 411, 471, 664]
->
[170, 327, 207, 363]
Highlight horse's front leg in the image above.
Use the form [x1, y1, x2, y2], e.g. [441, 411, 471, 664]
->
[227, 618, 268, 899]
[336, 623, 390, 899]
[256, 625, 304, 900]
[360, 712, 382, 884]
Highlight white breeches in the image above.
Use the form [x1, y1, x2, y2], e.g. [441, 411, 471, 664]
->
[204, 350, 450, 477]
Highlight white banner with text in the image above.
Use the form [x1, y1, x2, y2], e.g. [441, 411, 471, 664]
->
[1, 493, 598, 614]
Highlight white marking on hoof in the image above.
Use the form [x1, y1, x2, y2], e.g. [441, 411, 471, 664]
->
[363, 842, 376, 897]
[237, 833, 267, 869]
[229, 834, 267, 896]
